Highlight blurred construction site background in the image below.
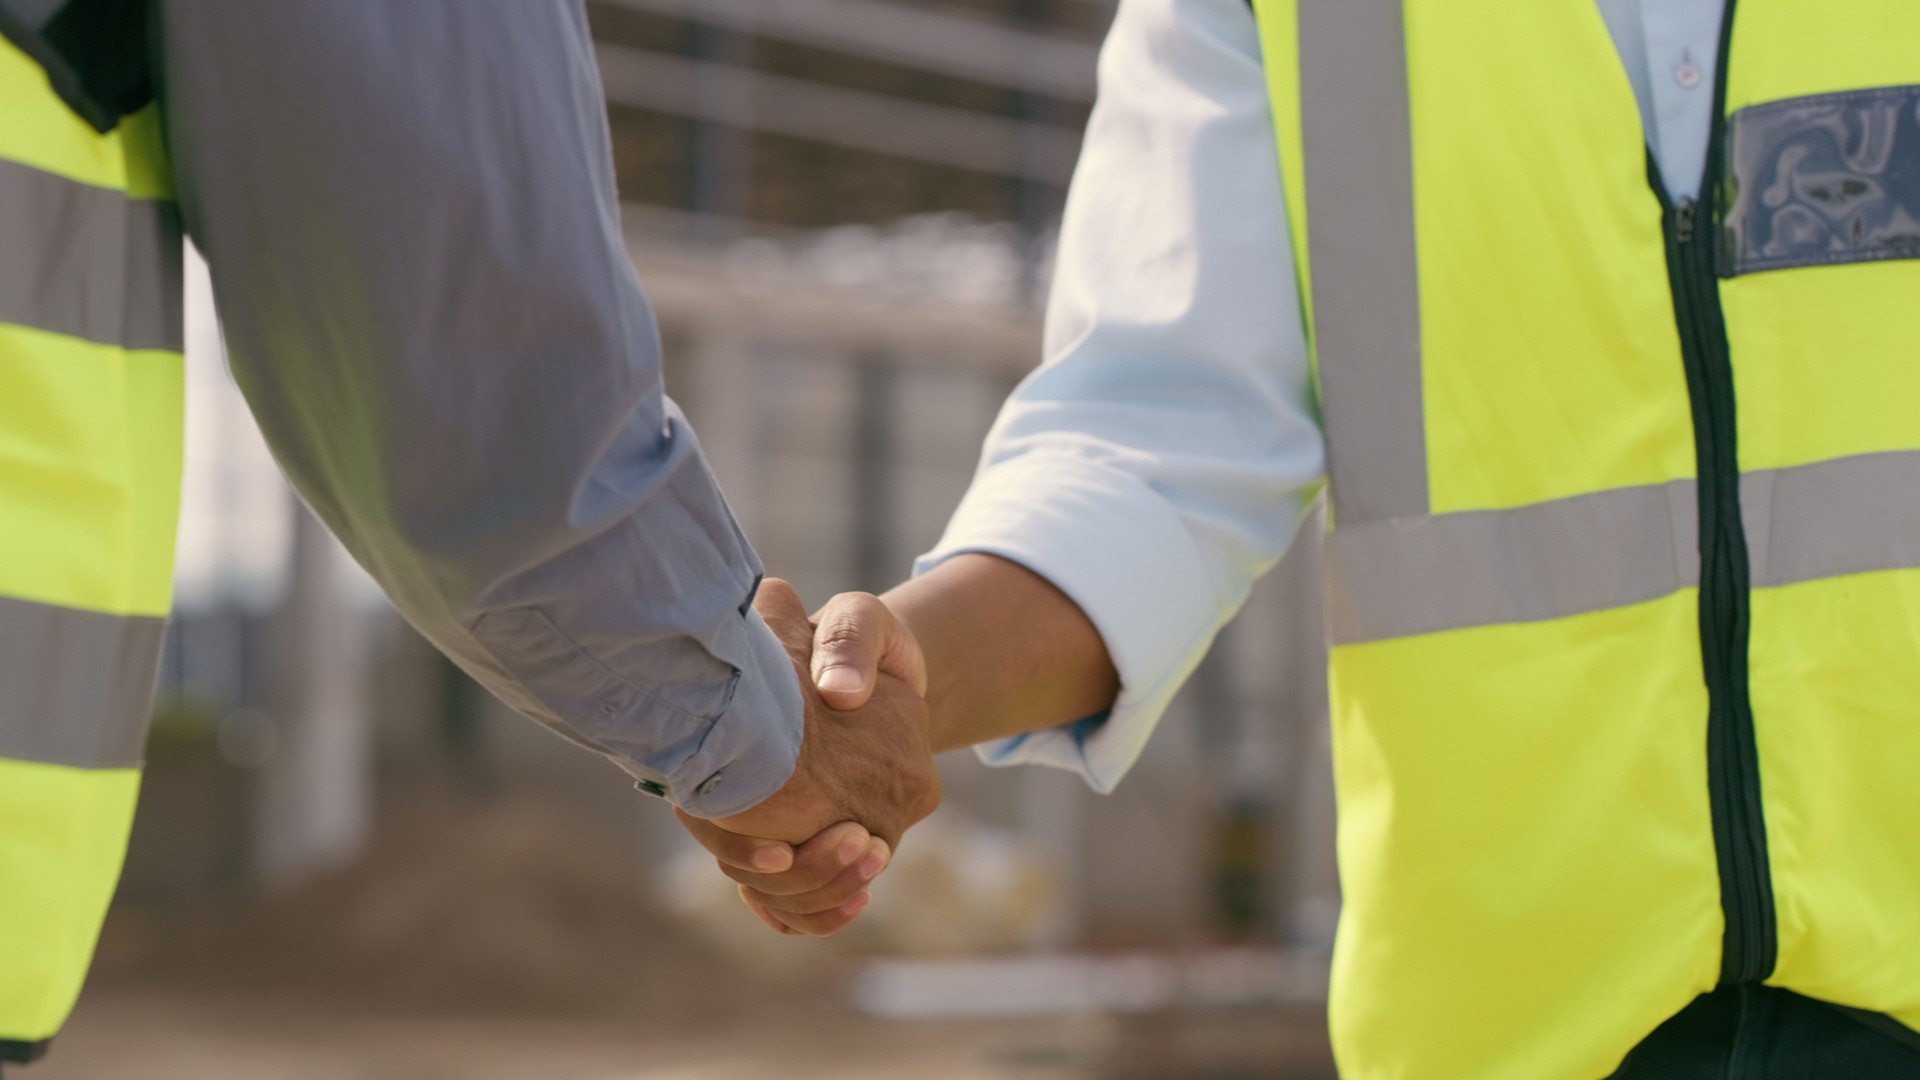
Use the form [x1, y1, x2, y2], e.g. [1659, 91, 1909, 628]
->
[39, 3, 1340, 1077]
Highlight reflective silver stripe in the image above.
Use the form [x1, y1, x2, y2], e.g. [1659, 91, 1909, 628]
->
[1327, 481, 1701, 645]
[0, 594, 164, 769]
[1745, 450, 1920, 588]
[1329, 450, 1920, 644]
[0, 157, 183, 351]
[1298, 0, 1427, 524]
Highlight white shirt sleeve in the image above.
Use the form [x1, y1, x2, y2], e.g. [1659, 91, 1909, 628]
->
[913, 0, 1324, 791]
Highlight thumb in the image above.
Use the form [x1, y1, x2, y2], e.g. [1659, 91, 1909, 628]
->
[810, 592, 928, 710]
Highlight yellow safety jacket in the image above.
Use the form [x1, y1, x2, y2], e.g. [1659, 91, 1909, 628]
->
[0, 32, 182, 1064]
[1251, 0, 1920, 1075]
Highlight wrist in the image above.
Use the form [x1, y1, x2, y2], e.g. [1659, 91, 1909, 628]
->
[879, 577, 969, 753]
[887, 552, 1120, 752]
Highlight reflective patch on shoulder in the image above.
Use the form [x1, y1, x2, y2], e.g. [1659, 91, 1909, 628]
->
[1724, 85, 1920, 277]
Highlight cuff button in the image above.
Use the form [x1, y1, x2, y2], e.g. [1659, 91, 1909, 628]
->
[695, 771, 725, 798]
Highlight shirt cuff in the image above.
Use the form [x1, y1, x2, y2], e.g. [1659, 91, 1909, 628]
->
[914, 452, 1225, 793]
[653, 606, 806, 818]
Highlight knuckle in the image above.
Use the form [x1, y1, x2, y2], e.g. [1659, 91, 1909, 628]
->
[788, 913, 849, 937]
[805, 876, 864, 909]
[816, 622, 870, 652]
[729, 864, 806, 891]
[818, 594, 883, 641]
[749, 889, 840, 917]
[827, 591, 881, 614]
[722, 866, 783, 892]
[728, 857, 836, 896]
[896, 759, 940, 811]
[773, 867, 828, 895]
[799, 861, 841, 890]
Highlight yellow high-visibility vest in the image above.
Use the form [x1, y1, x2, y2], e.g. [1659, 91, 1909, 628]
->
[0, 35, 182, 1064]
[1252, 0, 1920, 1075]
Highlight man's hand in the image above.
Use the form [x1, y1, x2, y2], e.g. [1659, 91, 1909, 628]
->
[675, 579, 941, 935]
[813, 555, 1120, 754]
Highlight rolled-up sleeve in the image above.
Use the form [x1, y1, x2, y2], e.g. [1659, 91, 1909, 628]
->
[916, 0, 1323, 792]
[153, 0, 799, 817]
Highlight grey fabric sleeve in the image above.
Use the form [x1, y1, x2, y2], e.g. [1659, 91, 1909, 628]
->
[149, 0, 802, 818]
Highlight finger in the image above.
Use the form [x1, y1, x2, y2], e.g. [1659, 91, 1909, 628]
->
[752, 578, 815, 659]
[674, 807, 795, 873]
[740, 887, 801, 936]
[718, 821, 874, 896]
[743, 838, 890, 915]
[760, 888, 875, 937]
[809, 593, 928, 710]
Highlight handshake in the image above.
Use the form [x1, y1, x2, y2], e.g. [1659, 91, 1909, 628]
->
[674, 578, 943, 937]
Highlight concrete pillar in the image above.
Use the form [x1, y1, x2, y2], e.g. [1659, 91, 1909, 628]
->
[1021, 764, 1087, 948]
[253, 502, 373, 886]
[851, 352, 898, 594]
[689, 17, 751, 238]
[680, 322, 761, 535]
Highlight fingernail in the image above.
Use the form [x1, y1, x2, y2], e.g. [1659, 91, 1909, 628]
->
[836, 835, 866, 867]
[840, 890, 872, 918]
[857, 840, 890, 881]
[752, 845, 793, 872]
[817, 666, 866, 695]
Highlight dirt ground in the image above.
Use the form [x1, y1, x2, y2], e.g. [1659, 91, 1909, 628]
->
[24, 797, 1335, 1079]
[33, 987, 1335, 1080]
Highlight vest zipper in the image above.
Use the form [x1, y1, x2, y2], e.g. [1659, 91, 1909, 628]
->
[1653, 0, 1776, 984]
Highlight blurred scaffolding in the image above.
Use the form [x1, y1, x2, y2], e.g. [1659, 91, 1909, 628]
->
[77, 3, 1340, 1078]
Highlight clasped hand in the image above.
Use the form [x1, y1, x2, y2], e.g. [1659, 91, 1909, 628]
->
[675, 579, 938, 936]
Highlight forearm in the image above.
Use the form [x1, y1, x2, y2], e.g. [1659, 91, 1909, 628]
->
[883, 554, 1118, 754]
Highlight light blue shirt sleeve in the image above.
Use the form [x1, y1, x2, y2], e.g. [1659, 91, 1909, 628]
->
[915, 0, 1324, 792]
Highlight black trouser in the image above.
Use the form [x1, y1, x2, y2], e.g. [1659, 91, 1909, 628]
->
[1612, 985, 1920, 1078]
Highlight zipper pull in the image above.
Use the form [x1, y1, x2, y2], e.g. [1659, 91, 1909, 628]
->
[1677, 198, 1697, 245]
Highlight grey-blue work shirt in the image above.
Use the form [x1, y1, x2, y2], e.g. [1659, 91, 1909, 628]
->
[150, 1, 801, 818]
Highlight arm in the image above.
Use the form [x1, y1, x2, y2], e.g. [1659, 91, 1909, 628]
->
[880, 0, 1324, 784]
[804, 0, 1326, 784]
[151, 1, 800, 818]
[876, 554, 1116, 754]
